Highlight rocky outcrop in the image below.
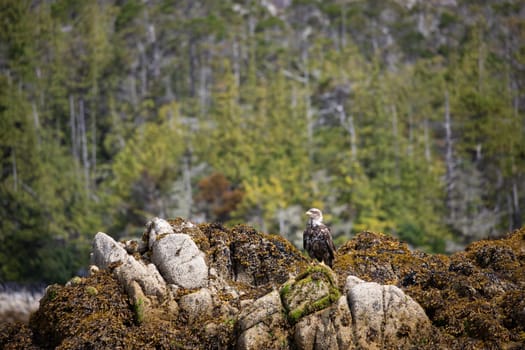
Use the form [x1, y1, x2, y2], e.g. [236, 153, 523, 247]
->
[2, 219, 524, 349]
[345, 277, 431, 349]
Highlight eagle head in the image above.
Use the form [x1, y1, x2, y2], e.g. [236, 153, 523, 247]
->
[306, 208, 323, 226]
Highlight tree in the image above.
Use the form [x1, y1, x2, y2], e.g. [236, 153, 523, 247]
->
[108, 102, 185, 237]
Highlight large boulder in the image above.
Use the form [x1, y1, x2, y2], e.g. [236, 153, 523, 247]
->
[345, 276, 432, 349]
[151, 232, 208, 289]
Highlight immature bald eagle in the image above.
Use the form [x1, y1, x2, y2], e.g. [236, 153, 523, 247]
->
[303, 208, 336, 267]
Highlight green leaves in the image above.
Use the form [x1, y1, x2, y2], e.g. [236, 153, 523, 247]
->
[1, 0, 524, 283]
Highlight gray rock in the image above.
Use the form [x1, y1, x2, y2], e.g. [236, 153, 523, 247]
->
[237, 323, 286, 350]
[179, 288, 213, 323]
[90, 232, 128, 268]
[90, 232, 167, 299]
[294, 296, 354, 350]
[145, 217, 175, 248]
[151, 233, 208, 289]
[346, 276, 432, 349]
[236, 290, 287, 350]
[115, 259, 166, 298]
[344, 275, 365, 292]
[237, 290, 282, 332]
[382, 284, 432, 349]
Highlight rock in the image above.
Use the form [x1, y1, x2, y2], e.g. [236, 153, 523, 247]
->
[293, 296, 353, 350]
[178, 288, 213, 323]
[90, 232, 167, 299]
[236, 290, 287, 350]
[344, 275, 365, 292]
[280, 266, 340, 324]
[151, 233, 208, 289]
[88, 265, 99, 276]
[5, 221, 524, 350]
[236, 323, 286, 350]
[237, 291, 282, 332]
[199, 223, 308, 289]
[90, 232, 129, 269]
[123, 239, 148, 254]
[346, 277, 432, 349]
[145, 217, 175, 248]
[115, 259, 167, 298]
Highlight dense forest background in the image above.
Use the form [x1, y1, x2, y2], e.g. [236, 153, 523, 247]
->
[1, 0, 524, 284]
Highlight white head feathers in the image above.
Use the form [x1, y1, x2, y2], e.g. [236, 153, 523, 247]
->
[306, 208, 323, 226]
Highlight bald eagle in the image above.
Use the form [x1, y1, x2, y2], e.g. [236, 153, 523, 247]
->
[303, 208, 336, 267]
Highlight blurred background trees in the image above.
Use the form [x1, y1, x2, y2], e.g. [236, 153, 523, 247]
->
[1, 0, 524, 283]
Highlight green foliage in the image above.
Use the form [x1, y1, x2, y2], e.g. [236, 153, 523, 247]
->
[1, 0, 524, 283]
[108, 102, 185, 235]
[115, 0, 142, 31]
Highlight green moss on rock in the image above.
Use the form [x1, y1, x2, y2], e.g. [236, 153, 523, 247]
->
[280, 265, 340, 324]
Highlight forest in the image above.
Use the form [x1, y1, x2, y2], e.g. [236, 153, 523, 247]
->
[0, 0, 524, 284]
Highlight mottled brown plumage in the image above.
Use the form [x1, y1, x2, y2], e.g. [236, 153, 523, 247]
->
[303, 208, 336, 267]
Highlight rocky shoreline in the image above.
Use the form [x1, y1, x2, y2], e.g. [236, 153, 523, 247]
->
[1, 218, 524, 349]
[0, 284, 43, 324]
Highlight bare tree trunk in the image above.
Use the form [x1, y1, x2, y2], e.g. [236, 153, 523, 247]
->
[12, 148, 17, 192]
[182, 149, 193, 218]
[92, 107, 96, 189]
[444, 91, 455, 219]
[340, 4, 347, 49]
[69, 95, 78, 160]
[164, 75, 174, 102]
[424, 118, 431, 162]
[301, 39, 314, 160]
[511, 160, 521, 229]
[79, 99, 90, 193]
[32, 102, 41, 147]
[138, 41, 148, 98]
[407, 111, 413, 158]
[391, 105, 400, 179]
[233, 38, 241, 88]
[148, 21, 161, 78]
[199, 57, 210, 115]
[188, 40, 197, 97]
[278, 208, 285, 234]
[336, 104, 357, 162]
[130, 75, 138, 109]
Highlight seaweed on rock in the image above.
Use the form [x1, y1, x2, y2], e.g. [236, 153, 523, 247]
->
[2, 221, 524, 349]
